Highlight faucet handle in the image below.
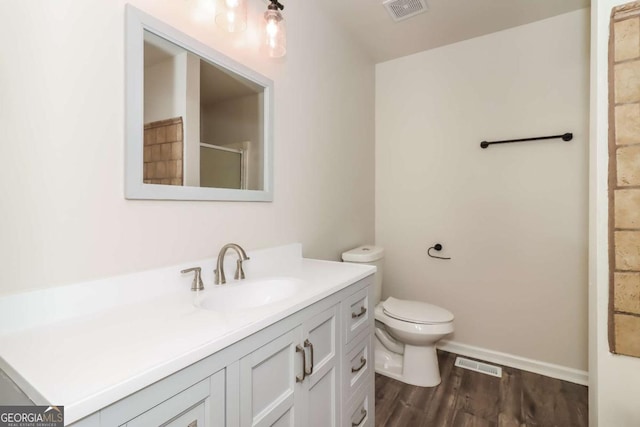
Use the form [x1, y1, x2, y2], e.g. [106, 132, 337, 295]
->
[181, 267, 204, 291]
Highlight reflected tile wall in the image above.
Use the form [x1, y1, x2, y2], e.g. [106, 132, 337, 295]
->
[143, 117, 184, 186]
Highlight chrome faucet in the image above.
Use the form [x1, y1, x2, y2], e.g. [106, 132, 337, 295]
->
[215, 243, 250, 285]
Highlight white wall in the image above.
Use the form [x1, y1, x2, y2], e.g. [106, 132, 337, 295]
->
[184, 52, 201, 187]
[143, 56, 180, 123]
[202, 95, 259, 148]
[376, 10, 590, 371]
[0, 0, 374, 295]
[591, 1, 640, 425]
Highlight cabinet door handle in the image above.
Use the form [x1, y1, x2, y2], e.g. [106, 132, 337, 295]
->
[304, 339, 314, 375]
[352, 306, 367, 319]
[296, 345, 306, 382]
[187, 421, 197, 427]
[352, 409, 367, 426]
[351, 356, 367, 373]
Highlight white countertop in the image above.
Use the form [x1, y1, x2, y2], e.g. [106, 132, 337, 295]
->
[0, 244, 375, 424]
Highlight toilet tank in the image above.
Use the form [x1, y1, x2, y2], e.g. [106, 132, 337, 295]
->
[342, 245, 384, 304]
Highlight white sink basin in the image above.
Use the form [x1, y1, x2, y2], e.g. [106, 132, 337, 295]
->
[196, 278, 304, 312]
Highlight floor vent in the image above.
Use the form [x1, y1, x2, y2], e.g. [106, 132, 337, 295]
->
[454, 357, 502, 378]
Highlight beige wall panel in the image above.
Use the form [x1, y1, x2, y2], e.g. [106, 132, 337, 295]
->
[376, 10, 589, 371]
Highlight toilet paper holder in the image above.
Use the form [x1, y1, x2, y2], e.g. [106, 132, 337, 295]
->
[428, 243, 451, 260]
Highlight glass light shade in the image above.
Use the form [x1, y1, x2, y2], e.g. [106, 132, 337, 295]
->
[262, 10, 286, 58]
[215, 0, 247, 33]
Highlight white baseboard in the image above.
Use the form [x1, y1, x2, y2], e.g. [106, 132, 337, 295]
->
[438, 340, 588, 386]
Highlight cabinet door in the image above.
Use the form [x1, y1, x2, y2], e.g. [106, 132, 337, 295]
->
[124, 369, 225, 427]
[302, 304, 340, 427]
[239, 328, 303, 427]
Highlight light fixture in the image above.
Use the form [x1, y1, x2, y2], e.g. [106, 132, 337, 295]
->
[215, 0, 247, 33]
[262, 0, 286, 58]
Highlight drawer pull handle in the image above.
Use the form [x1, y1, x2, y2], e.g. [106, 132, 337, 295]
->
[296, 345, 306, 382]
[304, 339, 314, 375]
[188, 421, 197, 427]
[352, 409, 367, 426]
[352, 306, 367, 319]
[351, 356, 367, 373]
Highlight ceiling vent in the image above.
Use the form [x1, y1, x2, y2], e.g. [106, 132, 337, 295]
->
[383, 0, 428, 22]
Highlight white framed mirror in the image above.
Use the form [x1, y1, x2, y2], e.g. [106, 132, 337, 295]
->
[125, 5, 274, 201]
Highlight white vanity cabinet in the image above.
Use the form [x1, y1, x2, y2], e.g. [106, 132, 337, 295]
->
[69, 275, 373, 427]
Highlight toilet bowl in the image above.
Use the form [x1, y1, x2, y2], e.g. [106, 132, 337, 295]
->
[374, 297, 454, 387]
[342, 245, 454, 387]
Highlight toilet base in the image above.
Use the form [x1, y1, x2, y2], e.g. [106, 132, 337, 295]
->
[374, 336, 442, 387]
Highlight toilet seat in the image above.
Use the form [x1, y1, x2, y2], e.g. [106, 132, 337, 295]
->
[382, 297, 454, 325]
[375, 302, 454, 343]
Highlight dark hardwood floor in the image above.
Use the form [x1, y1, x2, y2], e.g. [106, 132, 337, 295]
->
[374, 351, 588, 427]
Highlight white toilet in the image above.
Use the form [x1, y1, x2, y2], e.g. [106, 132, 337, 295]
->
[342, 245, 454, 387]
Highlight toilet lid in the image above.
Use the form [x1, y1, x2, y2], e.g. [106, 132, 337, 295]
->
[382, 297, 454, 324]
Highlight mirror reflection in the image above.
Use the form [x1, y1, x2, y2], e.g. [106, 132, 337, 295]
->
[143, 31, 264, 190]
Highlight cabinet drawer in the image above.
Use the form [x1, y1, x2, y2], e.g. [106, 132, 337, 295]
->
[344, 386, 373, 427]
[343, 331, 372, 401]
[343, 287, 370, 344]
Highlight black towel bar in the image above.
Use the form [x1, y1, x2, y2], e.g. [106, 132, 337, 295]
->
[480, 132, 573, 149]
